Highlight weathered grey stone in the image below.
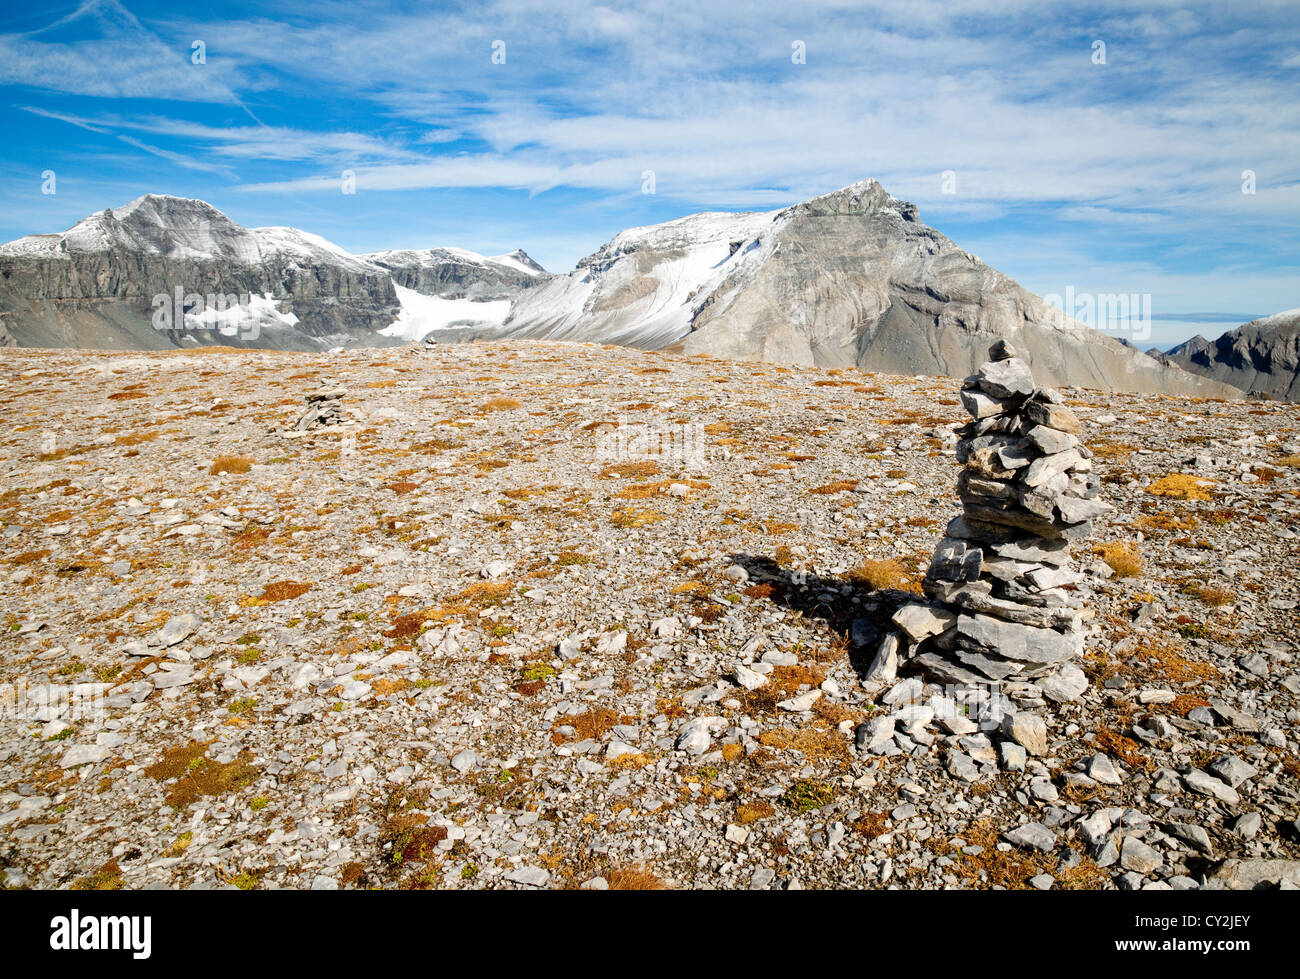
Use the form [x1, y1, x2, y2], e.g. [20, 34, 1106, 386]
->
[1208, 755, 1257, 788]
[1206, 859, 1300, 891]
[1022, 448, 1083, 488]
[1183, 768, 1240, 805]
[1120, 837, 1162, 875]
[1024, 424, 1078, 455]
[1002, 821, 1055, 851]
[955, 614, 1080, 665]
[504, 866, 551, 887]
[1086, 753, 1123, 785]
[864, 631, 900, 684]
[891, 603, 958, 642]
[1024, 399, 1082, 434]
[733, 664, 768, 691]
[998, 740, 1027, 772]
[945, 751, 980, 782]
[961, 388, 1011, 419]
[858, 715, 896, 753]
[1002, 712, 1048, 755]
[925, 537, 983, 583]
[1168, 822, 1214, 855]
[977, 358, 1036, 399]
[156, 612, 201, 647]
[1039, 664, 1088, 702]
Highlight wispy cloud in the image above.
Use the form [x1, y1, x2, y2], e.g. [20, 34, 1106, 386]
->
[1, 0, 1297, 319]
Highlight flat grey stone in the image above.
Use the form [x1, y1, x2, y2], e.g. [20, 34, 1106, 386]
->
[1208, 755, 1257, 789]
[156, 613, 201, 647]
[1002, 822, 1055, 852]
[504, 866, 551, 887]
[1120, 837, 1162, 875]
[1183, 768, 1240, 805]
[1002, 712, 1048, 755]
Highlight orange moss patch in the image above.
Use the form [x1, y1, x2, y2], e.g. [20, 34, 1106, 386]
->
[847, 558, 919, 592]
[1095, 541, 1142, 578]
[257, 580, 311, 603]
[1093, 728, 1153, 771]
[144, 741, 260, 809]
[600, 461, 660, 479]
[71, 858, 124, 891]
[736, 800, 775, 824]
[1146, 474, 1215, 501]
[809, 480, 859, 495]
[607, 864, 667, 890]
[557, 709, 635, 742]
[610, 507, 666, 529]
[209, 454, 254, 475]
[614, 478, 710, 500]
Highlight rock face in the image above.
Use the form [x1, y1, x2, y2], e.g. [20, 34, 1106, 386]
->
[0, 195, 403, 350]
[891, 342, 1103, 688]
[361, 247, 546, 301]
[498, 179, 1241, 398]
[0, 195, 541, 351]
[1160, 308, 1300, 402]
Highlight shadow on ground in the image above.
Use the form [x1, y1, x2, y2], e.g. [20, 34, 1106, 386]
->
[727, 553, 917, 682]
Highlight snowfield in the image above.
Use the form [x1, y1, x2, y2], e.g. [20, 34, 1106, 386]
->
[379, 283, 512, 341]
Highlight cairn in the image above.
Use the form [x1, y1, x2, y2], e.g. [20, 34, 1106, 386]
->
[874, 341, 1107, 694]
[293, 387, 347, 431]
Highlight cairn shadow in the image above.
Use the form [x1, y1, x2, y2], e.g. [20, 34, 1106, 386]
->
[727, 553, 916, 682]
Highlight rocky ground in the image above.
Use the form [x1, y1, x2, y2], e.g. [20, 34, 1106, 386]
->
[1, 340, 1299, 891]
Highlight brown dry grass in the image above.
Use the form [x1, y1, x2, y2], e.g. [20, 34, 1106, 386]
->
[1146, 474, 1215, 501]
[210, 454, 254, 475]
[847, 558, 920, 592]
[1095, 541, 1143, 578]
[610, 507, 666, 528]
[260, 580, 311, 602]
[735, 800, 775, 824]
[600, 461, 660, 479]
[614, 478, 710, 500]
[809, 479, 859, 495]
[144, 741, 260, 809]
[607, 864, 667, 890]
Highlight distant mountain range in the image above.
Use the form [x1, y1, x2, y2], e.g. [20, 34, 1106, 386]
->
[1152, 309, 1300, 401]
[0, 182, 1262, 399]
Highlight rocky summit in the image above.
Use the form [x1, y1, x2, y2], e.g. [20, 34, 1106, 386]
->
[1, 341, 1299, 892]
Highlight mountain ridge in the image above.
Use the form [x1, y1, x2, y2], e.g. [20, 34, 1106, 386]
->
[0, 184, 1243, 398]
[1160, 308, 1300, 401]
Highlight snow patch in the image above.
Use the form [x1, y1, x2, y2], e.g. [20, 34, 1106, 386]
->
[379, 284, 511, 341]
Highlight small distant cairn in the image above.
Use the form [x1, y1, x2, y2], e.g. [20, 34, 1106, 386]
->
[873, 340, 1108, 695]
[293, 387, 347, 431]
[405, 337, 438, 355]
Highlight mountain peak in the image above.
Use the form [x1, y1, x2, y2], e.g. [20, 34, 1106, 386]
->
[789, 178, 920, 222]
[490, 249, 547, 275]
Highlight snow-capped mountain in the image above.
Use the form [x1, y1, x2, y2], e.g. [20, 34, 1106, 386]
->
[0, 186, 1243, 397]
[0, 195, 536, 351]
[1160, 308, 1300, 401]
[492, 180, 1236, 397]
[361, 246, 546, 299]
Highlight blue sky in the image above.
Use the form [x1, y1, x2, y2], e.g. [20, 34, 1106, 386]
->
[2, 0, 1297, 348]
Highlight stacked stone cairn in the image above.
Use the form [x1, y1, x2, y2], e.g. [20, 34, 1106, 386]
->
[872, 340, 1108, 696]
[293, 387, 347, 431]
